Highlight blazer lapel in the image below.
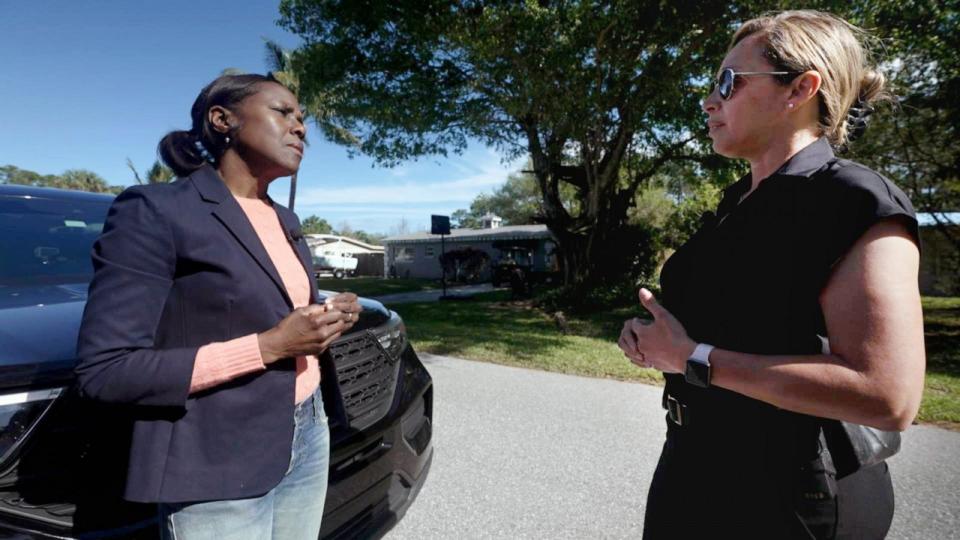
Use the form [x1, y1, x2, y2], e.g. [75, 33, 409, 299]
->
[189, 166, 292, 308]
[274, 207, 319, 304]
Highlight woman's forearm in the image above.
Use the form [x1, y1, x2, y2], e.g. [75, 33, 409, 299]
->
[709, 348, 919, 430]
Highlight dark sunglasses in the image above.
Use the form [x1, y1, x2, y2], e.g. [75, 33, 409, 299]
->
[711, 68, 801, 100]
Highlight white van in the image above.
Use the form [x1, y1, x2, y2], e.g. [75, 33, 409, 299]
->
[306, 235, 360, 279]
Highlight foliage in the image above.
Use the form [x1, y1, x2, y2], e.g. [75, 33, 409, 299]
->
[844, 0, 960, 252]
[350, 230, 387, 245]
[1, 164, 123, 194]
[277, 0, 762, 289]
[301, 215, 334, 234]
[278, 0, 958, 290]
[452, 162, 580, 228]
[127, 158, 174, 184]
[301, 215, 385, 244]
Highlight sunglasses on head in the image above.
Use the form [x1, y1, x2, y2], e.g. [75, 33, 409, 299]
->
[711, 68, 801, 100]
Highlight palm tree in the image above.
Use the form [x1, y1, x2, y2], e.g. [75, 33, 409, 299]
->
[264, 39, 359, 211]
[127, 158, 174, 184]
[264, 40, 301, 211]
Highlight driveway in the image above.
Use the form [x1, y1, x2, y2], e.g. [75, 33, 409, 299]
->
[386, 354, 960, 540]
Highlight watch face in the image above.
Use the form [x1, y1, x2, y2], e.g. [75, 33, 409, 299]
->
[685, 360, 710, 388]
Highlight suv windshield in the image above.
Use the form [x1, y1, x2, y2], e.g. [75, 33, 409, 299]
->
[0, 194, 112, 286]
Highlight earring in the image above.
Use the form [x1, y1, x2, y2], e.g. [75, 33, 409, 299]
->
[225, 136, 231, 144]
[787, 103, 795, 109]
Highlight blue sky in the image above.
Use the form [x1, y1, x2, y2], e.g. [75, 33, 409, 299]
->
[0, 1, 523, 234]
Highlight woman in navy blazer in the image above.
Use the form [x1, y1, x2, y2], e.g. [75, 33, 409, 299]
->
[76, 74, 360, 539]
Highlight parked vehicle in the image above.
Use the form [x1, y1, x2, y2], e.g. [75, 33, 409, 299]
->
[307, 236, 360, 279]
[0, 184, 433, 539]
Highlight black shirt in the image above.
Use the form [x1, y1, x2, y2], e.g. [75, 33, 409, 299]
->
[659, 137, 919, 437]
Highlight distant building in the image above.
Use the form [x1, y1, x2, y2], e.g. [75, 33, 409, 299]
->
[383, 217, 556, 280]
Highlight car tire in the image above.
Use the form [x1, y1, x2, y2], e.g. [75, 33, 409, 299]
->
[334, 269, 345, 279]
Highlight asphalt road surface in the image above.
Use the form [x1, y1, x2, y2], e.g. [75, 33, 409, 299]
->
[386, 354, 960, 540]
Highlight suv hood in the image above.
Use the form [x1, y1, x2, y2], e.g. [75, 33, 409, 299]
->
[316, 290, 392, 332]
[0, 283, 87, 390]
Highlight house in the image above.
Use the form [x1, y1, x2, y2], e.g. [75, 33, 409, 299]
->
[304, 234, 384, 277]
[383, 217, 556, 280]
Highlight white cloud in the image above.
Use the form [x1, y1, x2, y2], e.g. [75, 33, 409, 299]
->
[295, 152, 523, 206]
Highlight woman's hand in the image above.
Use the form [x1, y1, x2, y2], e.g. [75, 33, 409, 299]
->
[324, 292, 362, 331]
[618, 288, 696, 374]
[257, 304, 348, 364]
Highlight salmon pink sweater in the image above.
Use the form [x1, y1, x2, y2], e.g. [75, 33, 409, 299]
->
[188, 196, 320, 404]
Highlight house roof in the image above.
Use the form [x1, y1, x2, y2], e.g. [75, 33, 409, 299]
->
[384, 224, 553, 244]
[304, 234, 384, 252]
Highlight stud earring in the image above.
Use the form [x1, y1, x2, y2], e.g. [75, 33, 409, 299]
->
[787, 103, 795, 109]
[225, 136, 231, 144]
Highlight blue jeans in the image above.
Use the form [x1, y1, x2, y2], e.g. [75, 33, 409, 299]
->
[159, 390, 330, 540]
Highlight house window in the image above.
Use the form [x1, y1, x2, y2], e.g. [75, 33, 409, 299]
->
[395, 247, 414, 262]
[424, 246, 435, 257]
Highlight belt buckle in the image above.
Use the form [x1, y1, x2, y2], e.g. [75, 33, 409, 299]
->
[666, 395, 684, 426]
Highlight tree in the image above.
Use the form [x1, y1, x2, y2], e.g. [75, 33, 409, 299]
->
[352, 230, 387, 245]
[265, 39, 303, 211]
[1, 164, 122, 194]
[1, 165, 57, 186]
[278, 0, 767, 287]
[127, 158, 174, 184]
[264, 38, 363, 211]
[450, 208, 480, 229]
[301, 215, 334, 234]
[845, 0, 960, 251]
[279, 0, 957, 286]
[452, 165, 553, 228]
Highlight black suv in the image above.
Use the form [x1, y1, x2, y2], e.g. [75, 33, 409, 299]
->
[0, 184, 433, 539]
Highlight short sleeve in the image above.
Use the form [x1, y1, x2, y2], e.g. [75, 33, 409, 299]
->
[810, 161, 920, 276]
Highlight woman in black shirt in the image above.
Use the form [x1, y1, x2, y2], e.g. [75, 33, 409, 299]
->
[618, 10, 925, 539]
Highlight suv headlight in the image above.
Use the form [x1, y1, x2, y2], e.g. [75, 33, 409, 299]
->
[0, 387, 63, 466]
[372, 313, 407, 359]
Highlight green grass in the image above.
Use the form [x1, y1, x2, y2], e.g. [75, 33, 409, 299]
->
[315, 277, 439, 297]
[396, 292, 960, 430]
[920, 297, 960, 428]
[394, 290, 663, 385]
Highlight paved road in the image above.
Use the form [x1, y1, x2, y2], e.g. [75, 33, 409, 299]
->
[386, 354, 960, 540]
[372, 283, 496, 305]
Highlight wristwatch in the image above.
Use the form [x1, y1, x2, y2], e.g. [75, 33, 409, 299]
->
[684, 343, 715, 388]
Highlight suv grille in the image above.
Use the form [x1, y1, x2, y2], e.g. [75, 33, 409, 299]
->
[329, 332, 401, 431]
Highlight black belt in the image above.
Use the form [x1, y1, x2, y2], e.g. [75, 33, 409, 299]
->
[662, 393, 690, 426]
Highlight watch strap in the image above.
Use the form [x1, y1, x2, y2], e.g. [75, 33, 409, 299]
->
[690, 343, 714, 365]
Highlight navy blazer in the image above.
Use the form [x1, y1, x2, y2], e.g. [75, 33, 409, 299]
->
[76, 165, 320, 503]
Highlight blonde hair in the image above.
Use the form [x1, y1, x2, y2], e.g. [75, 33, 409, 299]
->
[731, 10, 889, 147]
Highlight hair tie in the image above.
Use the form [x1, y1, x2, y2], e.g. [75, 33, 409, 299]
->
[846, 97, 874, 142]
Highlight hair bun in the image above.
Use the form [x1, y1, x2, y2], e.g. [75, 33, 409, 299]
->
[858, 69, 887, 104]
[158, 129, 207, 178]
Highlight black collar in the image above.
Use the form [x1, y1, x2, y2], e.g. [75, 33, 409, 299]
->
[774, 137, 835, 178]
[718, 138, 835, 219]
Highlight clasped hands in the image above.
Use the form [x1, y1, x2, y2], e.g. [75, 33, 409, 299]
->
[258, 292, 362, 365]
[618, 288, 697, 374]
